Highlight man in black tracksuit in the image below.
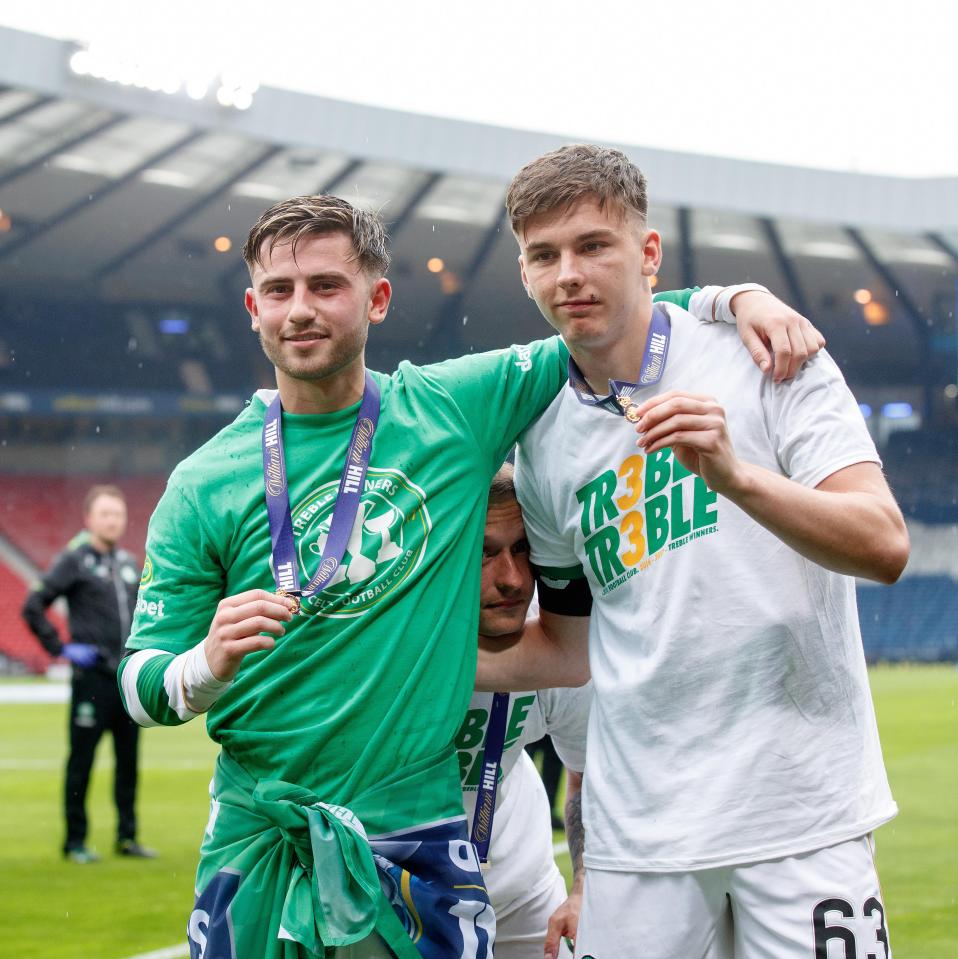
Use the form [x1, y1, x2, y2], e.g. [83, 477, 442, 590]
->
[22, 484, 156, 863]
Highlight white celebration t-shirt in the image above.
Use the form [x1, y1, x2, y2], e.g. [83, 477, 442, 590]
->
[459, 681, 591, 908]
[515, 303, 896, 872]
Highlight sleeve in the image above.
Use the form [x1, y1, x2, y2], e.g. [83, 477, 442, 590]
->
[419, 336, 569, 470]
[119, 478, 228, 727]
[513, 444, 581, 579]
[711, 283, 772, 324]
[652, 286, 702, 312]
[540, 683, 593, 773]
[21, 551, 78, 655]
[765, 350, 881, 488]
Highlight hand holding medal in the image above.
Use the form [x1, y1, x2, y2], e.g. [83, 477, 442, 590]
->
[275, 588, 301, 616]
[202, 588, 297, 682]
[631, 389, 740, 495]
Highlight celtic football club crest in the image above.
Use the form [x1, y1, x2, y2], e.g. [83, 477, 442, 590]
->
[290, 468, 431, 618]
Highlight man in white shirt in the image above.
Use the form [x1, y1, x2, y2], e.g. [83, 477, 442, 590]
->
[461, 464, 590, 959]
[479, 144, 909, 959]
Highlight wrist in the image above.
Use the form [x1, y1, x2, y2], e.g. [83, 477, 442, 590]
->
[717, 283, 772, 323]
[203, 636, 234, 683]
[165, 640, 233, 719]
[719, 460, 761, 502]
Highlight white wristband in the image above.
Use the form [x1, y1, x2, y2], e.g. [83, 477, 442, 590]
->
[163, 641, 232, 720]
[714, 283, 772, 325]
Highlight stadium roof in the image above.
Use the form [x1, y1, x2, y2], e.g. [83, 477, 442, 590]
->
[0, 25, 955, 409]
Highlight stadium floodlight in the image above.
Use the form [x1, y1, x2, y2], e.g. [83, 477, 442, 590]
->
[863, 301, 889, 326]
[700, 233, 762, 252]
[796, 241, 859, 260]
[881, 402, 914, 419]
[158, 316, 189, 334]
[69, 50, 92, 76]
[67, 43, 258, 112]
[233, 89, 254, 111]
[186, 77, 210, 101]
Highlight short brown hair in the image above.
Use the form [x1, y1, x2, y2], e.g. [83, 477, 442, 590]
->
[506, 144, 648, 236]
[488, 463, 516, 507]
[242, 195, 390, 277]
[83, 484, 125, 515]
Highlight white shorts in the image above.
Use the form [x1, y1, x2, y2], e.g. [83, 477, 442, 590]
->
[495, 870, 574, 959]
[575, 835, 890, 959]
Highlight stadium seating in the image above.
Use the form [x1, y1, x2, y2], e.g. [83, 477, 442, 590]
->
[858, 575, 958, 663]
[884, 429, 958, 524]
[0, 561, 55, 674]
[0, 475, 165, 673]
[0, 475, 165, 570]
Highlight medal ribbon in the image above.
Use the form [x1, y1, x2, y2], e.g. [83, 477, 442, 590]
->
[262, 372, 381, 604]
[470, 692, 510, 863]
[568, 304, 672, 415]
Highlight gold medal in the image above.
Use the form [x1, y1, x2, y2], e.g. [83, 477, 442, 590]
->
[276, 588, 301, 616]
[617, 393, 641, 423]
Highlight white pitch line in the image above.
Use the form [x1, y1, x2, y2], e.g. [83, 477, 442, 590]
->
[0, 683, 69, 703]
[0, 759, 214, 771]
[553, 839, 569, 856]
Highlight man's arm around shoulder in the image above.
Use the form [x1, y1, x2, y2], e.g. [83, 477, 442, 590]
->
[476, 610, 590, 692]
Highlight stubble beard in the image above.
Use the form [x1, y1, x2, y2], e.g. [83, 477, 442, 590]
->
[258, 326, 368, 384]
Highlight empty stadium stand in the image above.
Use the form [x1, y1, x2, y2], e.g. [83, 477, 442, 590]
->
[858, 575, 958, 663]
[0, 475, 165, 569]
[885, 429, 958, 524]
[0, 475, 164, 673]
[0, 560, 54, 673]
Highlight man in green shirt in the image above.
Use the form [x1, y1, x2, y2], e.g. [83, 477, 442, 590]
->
[119, 194, 820, 959]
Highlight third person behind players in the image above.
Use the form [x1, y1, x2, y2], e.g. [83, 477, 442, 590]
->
[460, 464, 589, 959]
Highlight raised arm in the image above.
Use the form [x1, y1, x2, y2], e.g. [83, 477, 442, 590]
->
[120, 589, 293, 727]
[683, 284, 826, 381]
[632, 392, 909, 583]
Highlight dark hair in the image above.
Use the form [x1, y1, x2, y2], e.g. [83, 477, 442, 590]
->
[83, 484, 125, 515]
[489, 463, 516, 506]
[242, 195, 390, 277]
[506, 144, 648, 236]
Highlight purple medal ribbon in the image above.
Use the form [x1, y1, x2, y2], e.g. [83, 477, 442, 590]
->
[568, 304, 671, 414]
[262, 372, 381, 605]
[470, 692, 510, 863]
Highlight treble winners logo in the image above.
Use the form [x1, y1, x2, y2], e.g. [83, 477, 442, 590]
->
[290, 467, 431, 618]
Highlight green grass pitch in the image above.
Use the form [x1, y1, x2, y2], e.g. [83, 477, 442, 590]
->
[0, 665, 955, 958]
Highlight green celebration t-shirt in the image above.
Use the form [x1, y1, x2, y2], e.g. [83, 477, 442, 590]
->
[124, 339, 570, 830]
